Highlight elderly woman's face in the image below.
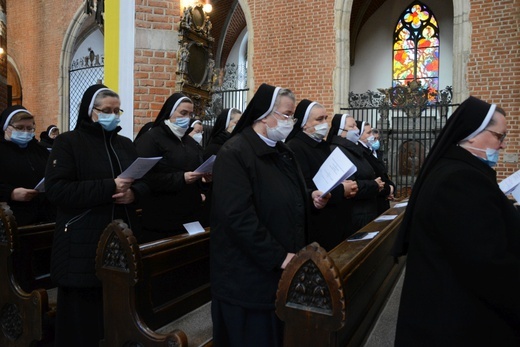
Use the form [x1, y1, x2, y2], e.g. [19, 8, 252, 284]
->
[5, 118, 35, 141]
[189, 123, 203, 137]
[226, 112, 242, 133]
[92, 96, 121, 122]
[303, 106, 328, 135]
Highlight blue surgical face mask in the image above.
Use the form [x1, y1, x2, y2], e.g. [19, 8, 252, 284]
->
[10, 130, 34, 148]
[97, 113, 121, 131]
[461, 145, 499, 167]
[174, 117, 190, 129]
[346, 129, 360, 143]
[368, 136, 381, 151]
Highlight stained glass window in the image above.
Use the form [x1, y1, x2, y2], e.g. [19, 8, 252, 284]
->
[393, 1, 439, 95]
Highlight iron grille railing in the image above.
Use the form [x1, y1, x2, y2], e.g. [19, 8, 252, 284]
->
[69, 66, 104, 130]
[341, 87, 458, 199]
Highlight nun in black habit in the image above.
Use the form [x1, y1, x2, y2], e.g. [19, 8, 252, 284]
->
[326, 114, 384, 232]
[39, 124, 59, 149]
[0, 105, 55, 226]
[135, 93, 209, 241]
[356, 120, 396, 215]
[203, 107, 242, 160]
[45, 84, 148, 347]
[210, 84, 329, 347]
[285, 99, 358, 250]
[394, 96, 520, 346]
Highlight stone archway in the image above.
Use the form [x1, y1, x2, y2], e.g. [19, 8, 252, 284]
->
[6, 58, 22, 106]
[58, 6, 99, 131]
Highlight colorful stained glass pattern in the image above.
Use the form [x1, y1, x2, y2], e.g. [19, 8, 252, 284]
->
[393, 2, 439, 97]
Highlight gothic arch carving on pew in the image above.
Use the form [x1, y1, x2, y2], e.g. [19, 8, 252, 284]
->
[276, 242, 346, 330]
[96, 220, 141, 285]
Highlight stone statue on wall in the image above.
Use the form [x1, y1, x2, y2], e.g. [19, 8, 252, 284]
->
[177, 42, 189, 74]
[206, 54, 215, 85]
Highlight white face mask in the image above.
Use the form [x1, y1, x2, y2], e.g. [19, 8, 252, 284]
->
[266, 119, 294, 142]
[192, 132, 203, 144]
[309, 122, 329, 141]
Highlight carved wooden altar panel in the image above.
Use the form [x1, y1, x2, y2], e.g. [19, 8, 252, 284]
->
[177, 4, 214, 118]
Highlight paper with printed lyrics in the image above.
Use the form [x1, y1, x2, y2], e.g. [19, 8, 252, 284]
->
[374, 215, 398, 222]
[194, 155, 216, 174]
[118, 157, 162, 179]
[511, 184, 520, 203]
[313, 147, 357, 198]
[34, 178, 45, 192]
[347, 231, 379, 242]
[499, 169, 520, 195]
[183, 221, 205, 235]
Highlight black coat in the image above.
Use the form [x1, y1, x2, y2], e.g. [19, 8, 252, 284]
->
[210, 127, 308, 309]
[0, 138, 55, 226]
[359, 142, 396, 215]
[45, 122, 147, 287]
[203, 130, 230, 161]
[396, 146, 520, 345]
[287, 131, 353, 250]
[330, 135, 379, 232]
[135, 121, 204, 236]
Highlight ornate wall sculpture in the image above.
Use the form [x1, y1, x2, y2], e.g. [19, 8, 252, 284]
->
[177, 4, 215, 119]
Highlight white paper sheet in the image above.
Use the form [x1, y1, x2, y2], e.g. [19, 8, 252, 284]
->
[347, 231, 379, 242]
[34, 178, 45, 192]
[118, 157, 162, 179]
[183, 221, 205, 235]
[312, 147, 357, 197]
[374, 215, 398, 222]
[393, 202, 408, 208]
[499, 169, 520, 194]
[194, 155, 216, 174]
[512, 184, 520, 203]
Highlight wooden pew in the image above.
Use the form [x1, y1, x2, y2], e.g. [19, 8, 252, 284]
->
[95, 220, 212, 347]
[276, 204, 407, 347]
[0, 202, 56, 347]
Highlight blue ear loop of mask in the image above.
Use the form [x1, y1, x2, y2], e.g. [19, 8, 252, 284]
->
[461, 145, 499, 167]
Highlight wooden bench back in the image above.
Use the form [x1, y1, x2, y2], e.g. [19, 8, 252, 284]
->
[276, 205, 407, 347]
[96, 220, 211, 347]
[0, 202, 56, 346]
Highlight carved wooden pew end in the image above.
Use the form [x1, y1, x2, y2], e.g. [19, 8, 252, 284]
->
[96, 220, 212, 347]
[276, 207, 407, 347]
[0, 202, 56, 346]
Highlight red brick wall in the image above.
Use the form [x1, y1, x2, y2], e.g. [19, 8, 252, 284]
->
[134, 0, 179, 135]
[249, 0, 336, 115]
[6, 0, 83, 135]
[467, 0, 520, 179]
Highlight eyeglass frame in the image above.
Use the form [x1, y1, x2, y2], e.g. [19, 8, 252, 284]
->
[9, 124, 36, 133]
[484, 129, 507, 143]
[272, 110, 297, 124]
[174, 110, 196, 119]
[93, 107, 124, 116]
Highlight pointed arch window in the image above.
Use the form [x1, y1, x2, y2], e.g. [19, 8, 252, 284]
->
[393, 1, 439, 93]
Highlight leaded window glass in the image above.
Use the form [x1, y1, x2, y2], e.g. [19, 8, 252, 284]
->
[393, 1, 439, 94]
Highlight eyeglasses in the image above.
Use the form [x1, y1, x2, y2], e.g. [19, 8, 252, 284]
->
[176, 110, 196, 119]
[94, 107, 124, 116]
[9, 124, 35, 133]
[273, 110, 297, 124]
[484, 129, 507, 143]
